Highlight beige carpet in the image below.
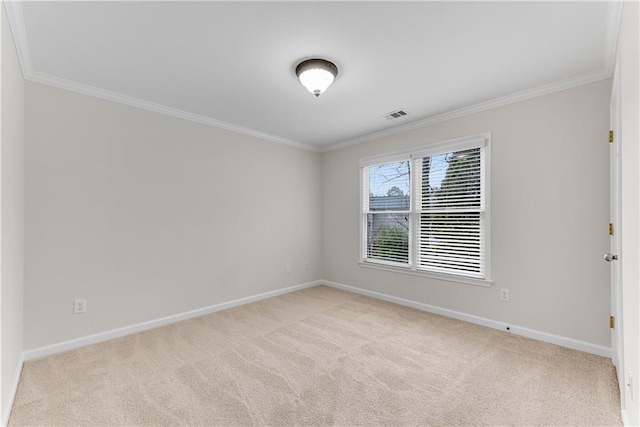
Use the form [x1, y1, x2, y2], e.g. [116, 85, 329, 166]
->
[9, 285, 620, 426]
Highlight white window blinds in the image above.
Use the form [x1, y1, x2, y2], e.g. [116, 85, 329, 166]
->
[360, 134, 489, 281]
[416, 147, 485, 277]
[362, 159, 411, 265]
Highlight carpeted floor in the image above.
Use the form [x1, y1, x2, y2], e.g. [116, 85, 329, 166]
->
[9, 285, 621, 426]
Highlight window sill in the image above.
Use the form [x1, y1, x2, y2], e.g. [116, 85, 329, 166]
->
[358, 261, 494, 287]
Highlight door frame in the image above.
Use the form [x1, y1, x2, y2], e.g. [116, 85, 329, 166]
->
[610, 59, 624, 404]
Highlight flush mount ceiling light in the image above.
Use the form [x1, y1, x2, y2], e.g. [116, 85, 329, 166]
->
[295, 58, 338, 97]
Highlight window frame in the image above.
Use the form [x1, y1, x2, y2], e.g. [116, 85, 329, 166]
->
[361, 155, 413, 268]
[359, 133, 492, 287]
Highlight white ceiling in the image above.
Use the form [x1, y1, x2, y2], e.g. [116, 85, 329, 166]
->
[6, 1, 621, 151]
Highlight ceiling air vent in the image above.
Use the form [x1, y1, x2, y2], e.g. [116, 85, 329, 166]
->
[384, 109, 409, 120]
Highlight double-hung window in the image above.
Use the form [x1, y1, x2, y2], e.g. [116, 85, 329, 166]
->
[360, 133, 491, 283]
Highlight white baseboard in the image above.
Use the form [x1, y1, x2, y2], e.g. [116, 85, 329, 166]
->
[21, 278, 612, 361]
[324, 280, 612, 358]
[23, 280, 322, 362]
[2, 353, 24, 427]
[621, 408, 629, 426]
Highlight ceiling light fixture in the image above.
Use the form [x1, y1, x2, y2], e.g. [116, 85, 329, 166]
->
[295, 58, 338, 97]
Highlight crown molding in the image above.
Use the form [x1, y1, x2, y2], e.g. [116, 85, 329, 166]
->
[4, 1, 320, 152]
[3, 0, 31, 78]
[5, 0, 622, 155]
[319, 1, 623, 153]
[604, 0, 624, 74]
[321, 69, 612, 153]
[27, 71, 321, 152]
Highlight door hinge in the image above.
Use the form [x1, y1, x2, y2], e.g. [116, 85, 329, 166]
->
[609, 130, 614, 143]
[609, 223, 614, 236]
[610, 316, 615, 329]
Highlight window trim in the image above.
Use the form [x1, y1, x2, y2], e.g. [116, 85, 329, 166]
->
[358, 260, 493, 287]
[359, 132, 492, 286]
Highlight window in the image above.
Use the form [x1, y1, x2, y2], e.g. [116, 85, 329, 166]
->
[360, 133, 490, 282]
[363, 159, 411, 264]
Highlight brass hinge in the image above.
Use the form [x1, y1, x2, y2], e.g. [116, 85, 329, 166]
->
[609, 223, 614, 236]
[609, 130, 614, 143]
[610, 316, 615, 329]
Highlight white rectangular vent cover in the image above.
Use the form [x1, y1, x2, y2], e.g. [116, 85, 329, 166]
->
[384, 109, 409, 120]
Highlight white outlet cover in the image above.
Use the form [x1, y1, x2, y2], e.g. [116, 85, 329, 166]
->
[500, 289, 510, 302]
[74, 298, 87, 314]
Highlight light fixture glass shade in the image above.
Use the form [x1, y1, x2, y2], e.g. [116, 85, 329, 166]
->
[295, 59, 338, 97]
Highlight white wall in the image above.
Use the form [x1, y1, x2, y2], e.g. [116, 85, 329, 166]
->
[322, 80, 611, 349]
[24, 82, 322, 350]
[617, 1, 639, 424]
[0, 3, 24, 423]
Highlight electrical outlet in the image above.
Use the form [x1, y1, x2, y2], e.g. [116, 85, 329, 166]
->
[628, 373, 634, 401]
[73, 298, 87, 314]
[305, 263, 309, 270]
[500, 288, 510, 302]
[285, 264, 291, 274]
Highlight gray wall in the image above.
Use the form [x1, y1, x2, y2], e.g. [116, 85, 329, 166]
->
[1, 4, 25, 422]
[24, 82, 322, 350]
[16, 24, 618, 380]
[322, 80, 611, 348]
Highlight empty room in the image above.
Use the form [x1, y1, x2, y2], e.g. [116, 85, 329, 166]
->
[0, 1, 638, 426]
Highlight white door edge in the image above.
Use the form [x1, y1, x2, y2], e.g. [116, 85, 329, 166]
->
[610, 59, 625, 406]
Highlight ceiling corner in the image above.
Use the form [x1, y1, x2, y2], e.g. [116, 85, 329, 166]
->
[604, 0, 624, 75]
[26, 69, 320, 153]
[4, 0, 32, 79]
[321, 68, 613, 154]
